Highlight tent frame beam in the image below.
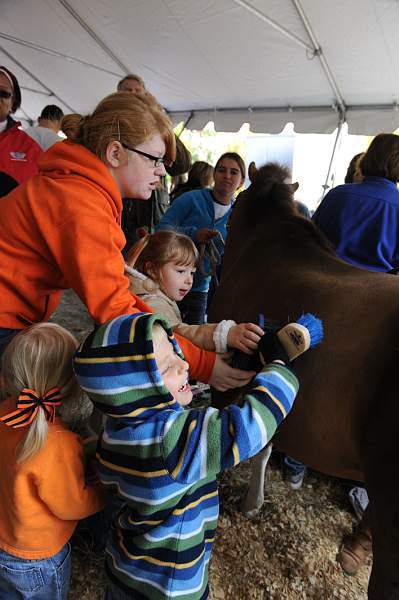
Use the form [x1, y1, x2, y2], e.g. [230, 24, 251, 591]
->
[0, 32, 122, 78]
[291, 0, 346, 114]
[57, 0, 130, 75]
[169, 103, 399, 118]
[0, 44, 75, 115]
[321, 118, 344, 201]
[232, 0, 313, 53]
[232, 0, 346, 116]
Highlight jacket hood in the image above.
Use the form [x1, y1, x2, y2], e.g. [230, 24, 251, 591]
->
[124, 265, 159, 295]
[37, 139, 122, 215]
[73, 312, 184, 418]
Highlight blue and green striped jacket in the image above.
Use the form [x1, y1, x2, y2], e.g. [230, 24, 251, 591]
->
[73, 313, 299, 599]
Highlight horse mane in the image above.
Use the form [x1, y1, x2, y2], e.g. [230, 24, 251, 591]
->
[235, 161, 336, 256]
[284, 215, 337, 255]
[242, 162, 296, 219]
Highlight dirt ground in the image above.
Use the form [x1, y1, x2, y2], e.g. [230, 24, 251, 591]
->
[52, 291, 371, 600]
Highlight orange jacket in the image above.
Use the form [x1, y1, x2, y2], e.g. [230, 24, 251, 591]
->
[0, 140, 215, 381]
[0, 398, 104, 559]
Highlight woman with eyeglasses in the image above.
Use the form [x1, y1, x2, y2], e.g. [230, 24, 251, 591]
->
[0, 66, 42, 188]
[0, 91, 253, 392]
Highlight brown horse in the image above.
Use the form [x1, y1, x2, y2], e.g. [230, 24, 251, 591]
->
[209, 162, 399, 600]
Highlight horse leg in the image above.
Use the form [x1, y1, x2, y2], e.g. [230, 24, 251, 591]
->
[363, 386, 399, 600]
[337, 506, 372, 575]
[240, 443, 273, 519]
[366, 471, 399, 599]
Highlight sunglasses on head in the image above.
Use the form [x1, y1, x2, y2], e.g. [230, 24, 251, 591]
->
[0, 90, 12, 100]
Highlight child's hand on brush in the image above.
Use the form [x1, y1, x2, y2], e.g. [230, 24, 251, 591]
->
[227, 322, 264, 354]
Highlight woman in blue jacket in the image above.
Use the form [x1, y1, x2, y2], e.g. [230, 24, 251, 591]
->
[157, 152, 245, 324]
[313, 133, 399, 273]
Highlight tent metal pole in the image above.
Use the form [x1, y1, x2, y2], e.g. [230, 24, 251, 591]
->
[176, 112, 194, 137]
[0, 32, 122, 78]
[232, 0, 313, 52]
[232, 0, 347, 116]
[169, 102, 399, 118]
[320, 119, 344, 202]
[57, 0, 130, 75]
[291, 0, 346, 114]
[20, 86, 53, 97]
[0, 45, 75, 113]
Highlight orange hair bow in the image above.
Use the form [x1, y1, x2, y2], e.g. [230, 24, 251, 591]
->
[0, 388, 62, 429]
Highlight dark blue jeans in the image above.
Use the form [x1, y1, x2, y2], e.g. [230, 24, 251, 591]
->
[0, 543, 71, 600]
[284, 455, 306, 475]
[84, 496, 124, 551]
[178, 291, 208, 325]
[0, 327, 21, 358]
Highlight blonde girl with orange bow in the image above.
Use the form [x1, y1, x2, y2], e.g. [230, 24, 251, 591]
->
[0, 323, 104, 600]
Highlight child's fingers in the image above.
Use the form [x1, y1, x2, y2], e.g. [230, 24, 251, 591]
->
[241, 338, 259, 352]
[236, 342, 253, 354]
[242, 330, 262, 344]
[244, 323, 265, 337]
[210, 355, 255, 390]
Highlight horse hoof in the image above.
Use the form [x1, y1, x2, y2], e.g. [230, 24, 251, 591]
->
[240, 504, 261, 520]
[336, 530, 372, 575]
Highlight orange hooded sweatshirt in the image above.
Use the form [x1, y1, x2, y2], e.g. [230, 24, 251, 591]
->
[0, 141, 214, 380]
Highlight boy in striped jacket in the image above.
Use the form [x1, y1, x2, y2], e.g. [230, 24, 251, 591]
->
[73, 312, 312, 600]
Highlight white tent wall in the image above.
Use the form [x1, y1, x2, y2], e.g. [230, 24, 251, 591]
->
[1, 0, 399, 133]
[292, 126, 371, 211]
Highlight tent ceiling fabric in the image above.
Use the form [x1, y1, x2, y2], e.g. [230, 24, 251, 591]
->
[1, 0, 399, 134]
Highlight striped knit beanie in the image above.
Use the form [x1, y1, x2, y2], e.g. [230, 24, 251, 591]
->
[73, 312, 184, 416]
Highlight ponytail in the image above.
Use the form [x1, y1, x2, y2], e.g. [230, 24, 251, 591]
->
[1, 323, 83, 463]
[126, 233, 151, 269]
[17, 409, 48, 463]
[61, 113, 87, 142]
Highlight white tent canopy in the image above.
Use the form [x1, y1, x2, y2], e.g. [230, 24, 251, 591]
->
[1, 0, 399, 134]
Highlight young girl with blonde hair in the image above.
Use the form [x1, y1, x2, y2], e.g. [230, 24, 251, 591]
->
[0, 323, 104, 600]
[126, 230, 264, 353]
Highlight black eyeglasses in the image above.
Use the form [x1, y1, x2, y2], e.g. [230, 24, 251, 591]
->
[0, 90, 12, 100]
[121, 143, 164, 167]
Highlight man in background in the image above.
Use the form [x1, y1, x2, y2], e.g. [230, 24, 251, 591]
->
[117, 73, 146, 94]
[25, 104, 64, 151]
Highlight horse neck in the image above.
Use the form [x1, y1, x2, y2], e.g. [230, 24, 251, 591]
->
[269, 218, 338, 264]
[225, 215, 337, 272]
